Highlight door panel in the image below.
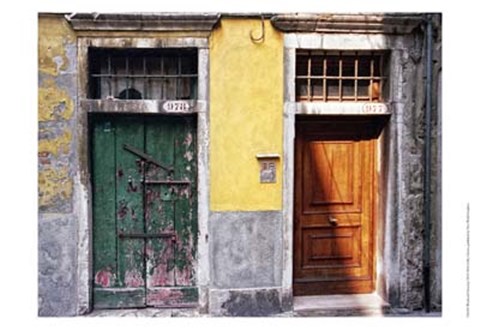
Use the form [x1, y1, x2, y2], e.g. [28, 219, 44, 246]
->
[294, 118, 376, 295]
[171, 119, 197, 287]
[145, 121, 176, 288]
[301, 226, 361, 269]
[303, 141, 362, 214]
[308, 142, 355, 205]
[92, 115, 197, 308]
[116, 118, 145, 291]
[92, 121, 116, 290]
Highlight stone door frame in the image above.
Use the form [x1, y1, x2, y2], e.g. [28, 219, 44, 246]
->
[74, 35, 211, 314]
[281, 31, 419, 305]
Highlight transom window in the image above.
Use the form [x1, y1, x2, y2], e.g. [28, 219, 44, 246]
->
[296, 51, 387, 102]
[88, 48, 198, 100]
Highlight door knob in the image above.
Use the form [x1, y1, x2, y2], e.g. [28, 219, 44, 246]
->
[328, 216, 338, 226]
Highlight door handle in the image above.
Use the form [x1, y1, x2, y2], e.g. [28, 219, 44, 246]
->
[328, 216, 338, 226]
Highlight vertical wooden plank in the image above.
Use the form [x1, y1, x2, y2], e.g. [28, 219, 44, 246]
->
[379, 54, 384, 101]
[369, 55, 374, 101]
[339, 55, 343, 101]
[322, 55, 327, 102]
[354, 54, 358, 102]
[115, 117, 145, 291]
[92, 119, 117, 289]
[144, 117, 176, 288]
[173, 116, 197, 286]
[307, 51, 312, 101]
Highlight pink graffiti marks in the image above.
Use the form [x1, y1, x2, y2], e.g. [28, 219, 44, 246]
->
[144, 188, 153, 222]
[145, 244, 154, 259]
[125, 269, 144, 287]
[183, 132, 193, 147]
[147, 288, 183, 306]
[184, 150, 194, 162]
[175, 265, 193, 286]
[144, 185, 164, 223]
[147, 238, 175, 287]
[117, 201, 128, 219]
[174, 235, 195, 286]
[95, 269, 113, 288]
[150, 263, 172, 287]
[178, 184, 190, 199]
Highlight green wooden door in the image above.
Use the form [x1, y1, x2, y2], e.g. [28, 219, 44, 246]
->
[91, 115, 198, 309]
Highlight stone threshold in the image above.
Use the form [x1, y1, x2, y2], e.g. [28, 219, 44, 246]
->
[293, 293, 390, 317]
[87, 307, 201, 317]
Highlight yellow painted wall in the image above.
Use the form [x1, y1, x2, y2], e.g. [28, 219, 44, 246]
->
[210, 19, 283, 211]
[38, 15, 76, 212]
[38, 16, 76, 77]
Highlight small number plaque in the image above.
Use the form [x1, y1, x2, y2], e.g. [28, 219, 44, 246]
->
[362, 103, 388, 114]
[163, 101, 190, 112]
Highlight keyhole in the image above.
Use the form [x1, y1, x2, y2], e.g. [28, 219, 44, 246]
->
[128, 176, 135, 190]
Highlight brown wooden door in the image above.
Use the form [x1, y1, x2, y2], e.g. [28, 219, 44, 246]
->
[294, 118, 378, 295]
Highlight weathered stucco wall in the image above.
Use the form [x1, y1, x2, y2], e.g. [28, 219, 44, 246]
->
[38, 15, 78, 316]
[429, 15, 442, 311]
[209, 19, 283, 211]
[382, 15, 442, 311]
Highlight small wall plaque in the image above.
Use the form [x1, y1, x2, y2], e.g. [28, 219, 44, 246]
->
[256, 153, 280, 184]
[260, 160, 276, 183]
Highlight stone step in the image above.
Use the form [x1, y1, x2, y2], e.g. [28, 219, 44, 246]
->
[293, 293, 390, 317]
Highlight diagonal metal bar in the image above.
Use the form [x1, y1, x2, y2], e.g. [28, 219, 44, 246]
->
[123, 144, 173, 172]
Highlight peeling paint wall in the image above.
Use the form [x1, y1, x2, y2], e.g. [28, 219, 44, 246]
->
[38, 15, 78, 315]
[209, 19, 283, 211]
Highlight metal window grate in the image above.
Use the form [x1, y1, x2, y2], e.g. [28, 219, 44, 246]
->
[295, 50, 387, 102]
[88, 48, 198, 100]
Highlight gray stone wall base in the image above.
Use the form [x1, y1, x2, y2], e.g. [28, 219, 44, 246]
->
[38, 215, 78, 316]
[209, 287, 287, 316]
[209, 211, 282, 289]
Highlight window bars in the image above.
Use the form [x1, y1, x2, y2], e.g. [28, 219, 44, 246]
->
[296, 51, 387, 102]
[88, 48, 198, 100]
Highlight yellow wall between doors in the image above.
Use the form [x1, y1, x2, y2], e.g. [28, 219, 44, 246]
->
[209, 18, 283, 211]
